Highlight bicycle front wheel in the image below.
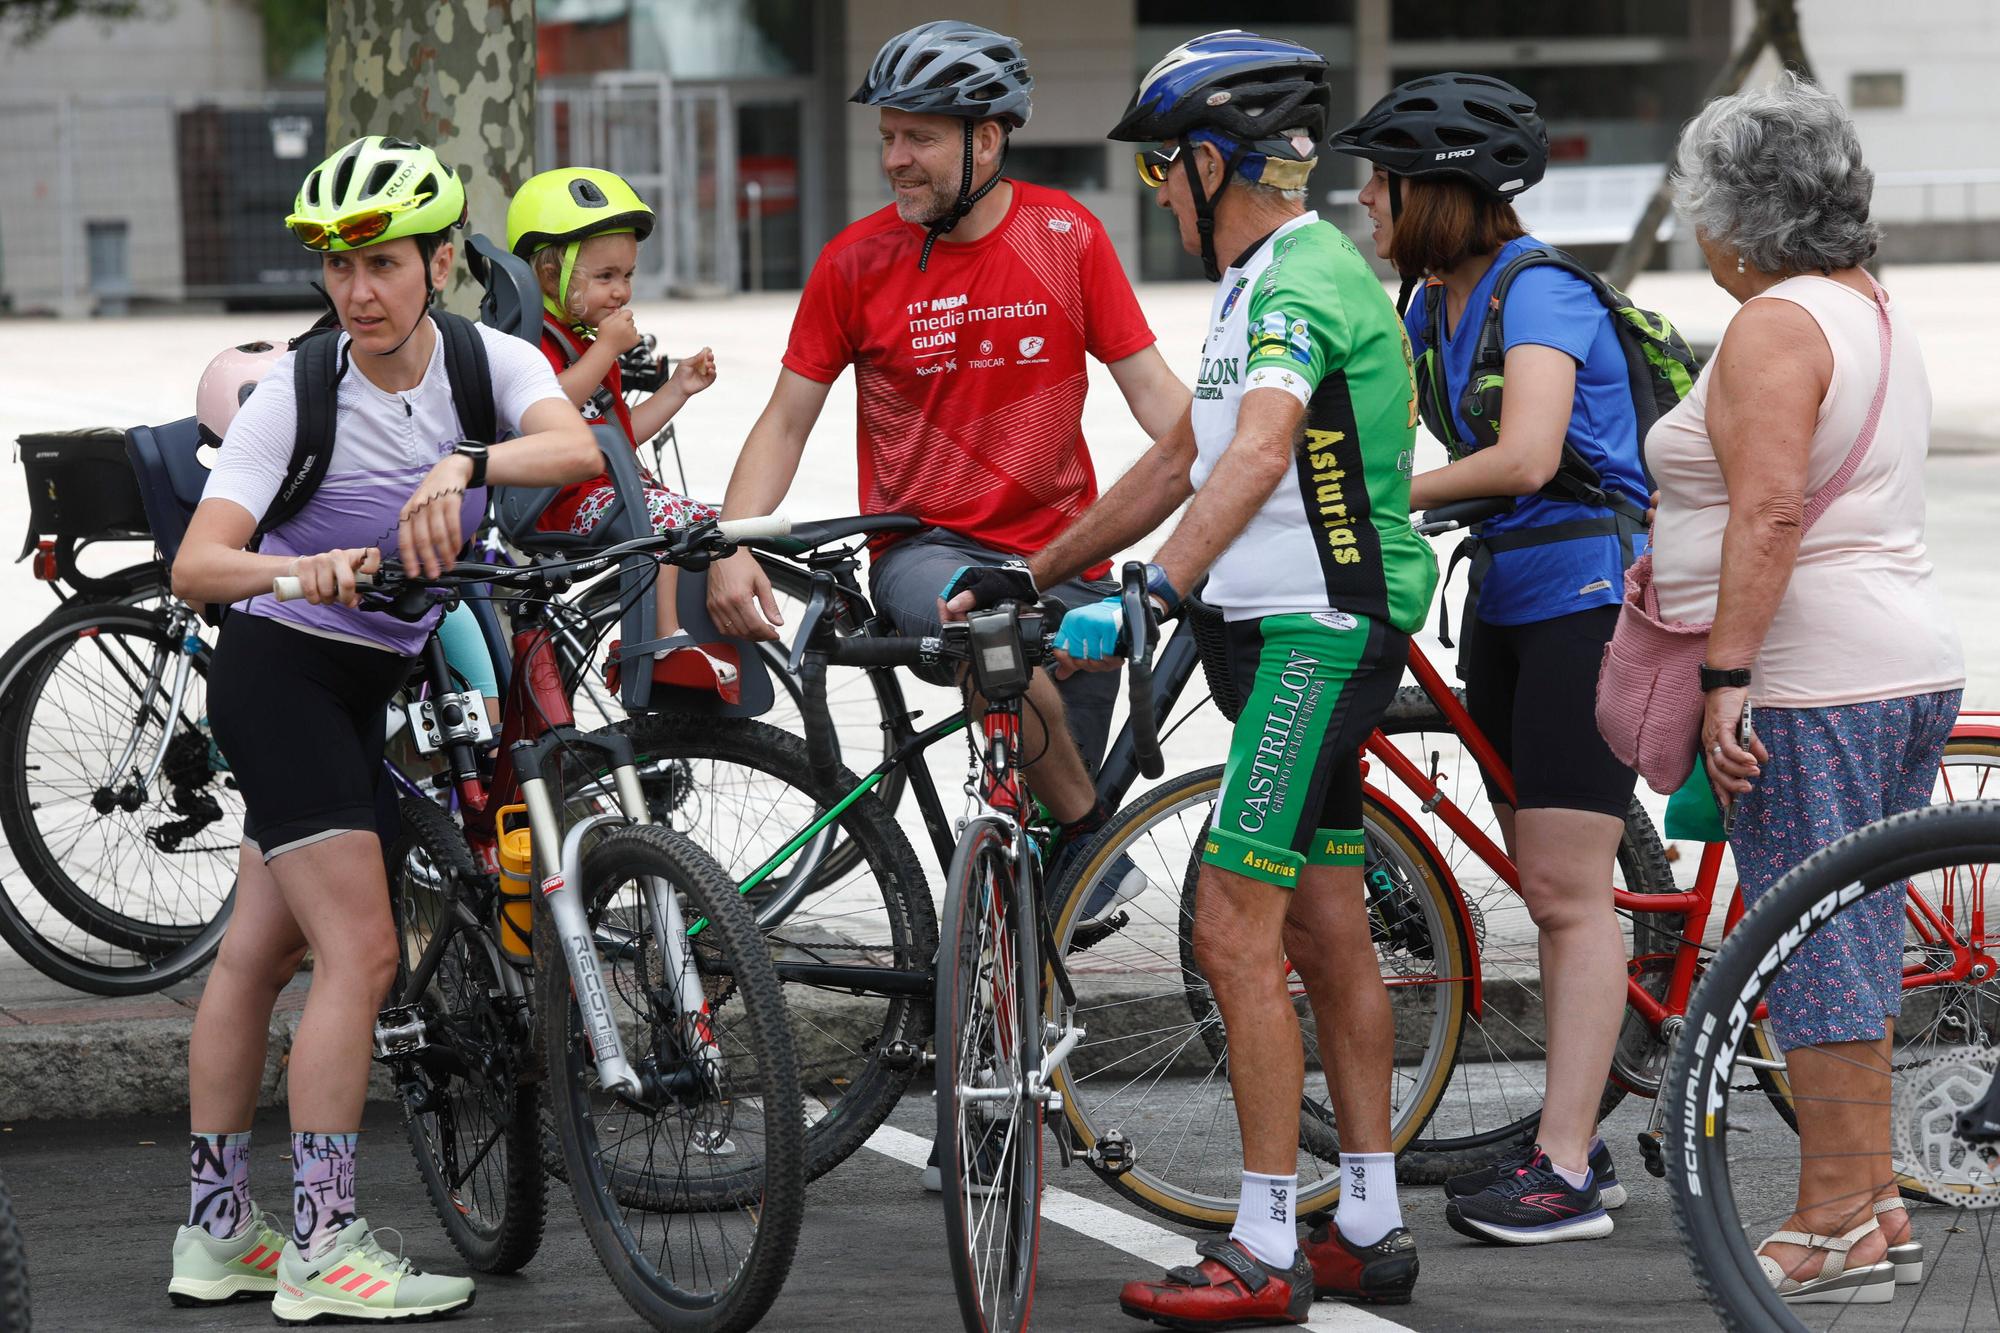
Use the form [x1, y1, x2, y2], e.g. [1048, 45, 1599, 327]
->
[1669, 799, 2000, 1333]
[1046, 766, 1471, 1228]
[0, 602, 237, 994]
[387, 798, 545, 1273]
[538, 823, 803, 1333]
[937, 816, 1041, 1333]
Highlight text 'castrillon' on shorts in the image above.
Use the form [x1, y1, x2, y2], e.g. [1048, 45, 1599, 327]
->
[1202, 610, 1409, 889]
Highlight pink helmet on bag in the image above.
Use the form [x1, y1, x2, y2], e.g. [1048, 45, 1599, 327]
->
[196, 340, 286, 446]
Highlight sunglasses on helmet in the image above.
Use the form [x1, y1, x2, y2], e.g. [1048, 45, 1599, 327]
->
[284, 192, 434, 251]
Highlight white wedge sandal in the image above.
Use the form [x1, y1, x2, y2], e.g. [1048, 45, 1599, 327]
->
[1755, 1216, 1896, 1305]
[1874, 1197, 1925, 1284]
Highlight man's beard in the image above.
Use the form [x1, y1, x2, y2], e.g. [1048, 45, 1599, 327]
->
[891, 173, 958, 226]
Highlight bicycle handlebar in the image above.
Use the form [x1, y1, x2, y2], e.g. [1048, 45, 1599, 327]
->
[271, 515, 790, 604]
[1413, 496, 1515, 537]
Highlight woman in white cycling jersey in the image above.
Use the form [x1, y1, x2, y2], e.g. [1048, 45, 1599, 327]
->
[163, 135, 596, 1323]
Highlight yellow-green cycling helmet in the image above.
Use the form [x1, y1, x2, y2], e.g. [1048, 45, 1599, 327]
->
[507, 168, 655, 327]
[286, 135, 466, 252]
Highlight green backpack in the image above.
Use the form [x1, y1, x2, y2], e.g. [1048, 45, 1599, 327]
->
[1415, 243, 1698, 527]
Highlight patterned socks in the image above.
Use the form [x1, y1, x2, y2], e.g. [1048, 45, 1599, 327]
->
[187, 1131, 254, 1240]
[291, 1131, 359, 1259]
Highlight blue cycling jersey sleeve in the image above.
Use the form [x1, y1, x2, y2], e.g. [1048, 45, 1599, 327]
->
[1498, 262, 1603, 365]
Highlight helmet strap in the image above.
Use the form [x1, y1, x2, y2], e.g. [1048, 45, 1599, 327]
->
[1181, 138, 1247, 282]
[919, 120, 1008, 272]
[551, 240, 591, 332]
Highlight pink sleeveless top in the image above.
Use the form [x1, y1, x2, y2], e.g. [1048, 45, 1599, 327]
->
[1645, 274, 1962, 708]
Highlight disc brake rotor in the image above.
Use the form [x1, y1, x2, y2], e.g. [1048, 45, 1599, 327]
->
[1892, 1044, 2000, 1208]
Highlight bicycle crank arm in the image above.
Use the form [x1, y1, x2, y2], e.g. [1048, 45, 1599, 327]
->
[1033, 1022, 1085, 1091]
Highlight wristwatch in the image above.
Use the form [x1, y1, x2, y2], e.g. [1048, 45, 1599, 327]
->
[1143, 562, 1184, 618]
[452, 442, 489, 489]
[1699, 664, 1752, 692]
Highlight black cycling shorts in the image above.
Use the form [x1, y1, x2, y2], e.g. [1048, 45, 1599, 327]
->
[207, 612, 410, 861]
[1460, 604, 1637, 819]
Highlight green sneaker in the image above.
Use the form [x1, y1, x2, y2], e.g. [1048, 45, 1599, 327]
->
[271, 1217, 474, 1324]
[168, 1203, 289, 1306]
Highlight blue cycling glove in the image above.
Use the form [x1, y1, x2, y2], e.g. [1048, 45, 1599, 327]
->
[1053, 597, 1124, 662]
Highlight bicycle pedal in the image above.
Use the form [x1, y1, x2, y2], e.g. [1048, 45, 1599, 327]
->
[373, 1005, 428, 1059]
[1088, 1129, 1137, 1176]
[880, 1039, 924, 1072]
[1636, 1128, 1666, 1179]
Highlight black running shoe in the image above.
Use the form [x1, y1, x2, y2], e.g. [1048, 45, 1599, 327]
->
[1444, 1149, 1613, 1246]
[1444, 1138, 1626, 1209]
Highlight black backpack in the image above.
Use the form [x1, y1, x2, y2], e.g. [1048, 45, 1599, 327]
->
[258, 308, 496, 543]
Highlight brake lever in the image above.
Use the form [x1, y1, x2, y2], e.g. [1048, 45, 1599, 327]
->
[787, 571, 837, 675]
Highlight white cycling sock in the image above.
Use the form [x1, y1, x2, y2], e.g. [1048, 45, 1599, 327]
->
[1229, 1171, 1299, 1269]
[1335, 1152, 1402, 1247]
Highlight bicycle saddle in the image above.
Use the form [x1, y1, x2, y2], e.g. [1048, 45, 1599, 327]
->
[746, 513, 924, 554]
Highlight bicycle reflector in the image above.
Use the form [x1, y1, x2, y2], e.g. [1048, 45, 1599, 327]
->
[967, 605, 1031, 702]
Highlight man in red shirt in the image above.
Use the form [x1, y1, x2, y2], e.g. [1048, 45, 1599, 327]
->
[708, 20, 1188, 849]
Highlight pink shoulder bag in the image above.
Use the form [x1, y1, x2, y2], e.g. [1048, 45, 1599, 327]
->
[1596, 274, 1892, 793]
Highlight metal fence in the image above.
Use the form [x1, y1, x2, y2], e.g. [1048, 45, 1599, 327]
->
[0, 92, 325, 315]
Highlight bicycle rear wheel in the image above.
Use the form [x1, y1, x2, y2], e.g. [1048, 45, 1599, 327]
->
[1371, 687, 1675, 1178]
[538, 823, 803, 1332]
[386, 798, 545, 1273]
[1046, 766, 1471, 1227]
[0, 601, 237, 994]
[937, 816, 1040, 1333]
[1669, 799, 2000, 1333]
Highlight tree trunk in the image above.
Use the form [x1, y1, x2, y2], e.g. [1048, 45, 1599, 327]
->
[324, 0, 536, 313]
[1605, 9, 1780, 288]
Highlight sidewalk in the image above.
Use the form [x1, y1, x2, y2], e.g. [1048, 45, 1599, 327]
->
[2, 265, 1995, 1122]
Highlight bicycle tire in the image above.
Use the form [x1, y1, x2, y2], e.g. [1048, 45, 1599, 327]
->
[583, 711, 935, 1184]
[937, 816, 1040, 1333]
[0, 602, 236, 995]
[1668, 799, 2000, 1333]
[537, 822, 804, 1333]
[387, 797, 546, 1274]
[0, 1170, 27, 1333]
[1372, 686, 1675, 1179]
[1046, 766, 1472, 1227]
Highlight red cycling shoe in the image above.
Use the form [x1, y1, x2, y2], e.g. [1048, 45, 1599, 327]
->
[1298, 1212, 1418, 1305]
[1118, 1238, 1313, 1330]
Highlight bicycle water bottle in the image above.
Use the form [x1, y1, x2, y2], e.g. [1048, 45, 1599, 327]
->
[495, 805, 535, 960]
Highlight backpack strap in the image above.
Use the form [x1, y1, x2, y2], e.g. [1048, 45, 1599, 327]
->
[542, 315, 580, 367]
[434, 310, 496, 445]
[259, 326, 343, 544]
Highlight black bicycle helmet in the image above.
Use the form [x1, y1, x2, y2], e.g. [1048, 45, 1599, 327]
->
[1331, 72, 1548, 199]
[1110, 30, 1333, 280]
[852, 20, 1033, 271]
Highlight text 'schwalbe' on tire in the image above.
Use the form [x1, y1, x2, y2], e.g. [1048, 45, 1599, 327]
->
[0, 602, 237, 995]
[573, 712, 934, 1185]
[1372, 687, 1675, 1180]
[1045, 766, 1471, 1227]
[1668, 800, 2000, 1333]
[538, 823, 803, 1333]
[387, 797, 545, 1273]
[937, 817, 1040, 1333]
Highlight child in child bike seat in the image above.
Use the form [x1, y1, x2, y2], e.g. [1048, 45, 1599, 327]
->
[507, 167, 735, 698]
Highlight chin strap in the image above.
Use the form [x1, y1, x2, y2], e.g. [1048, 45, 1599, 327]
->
[1388, 173, 1418, 317]
[1179, 138, 1250, 282]
[919, 121, 1009, 272]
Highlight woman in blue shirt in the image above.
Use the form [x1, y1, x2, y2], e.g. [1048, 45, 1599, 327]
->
[1333, 74, 1646, 1247]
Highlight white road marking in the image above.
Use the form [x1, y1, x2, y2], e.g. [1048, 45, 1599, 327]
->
[863, 1124, 1414, 1331]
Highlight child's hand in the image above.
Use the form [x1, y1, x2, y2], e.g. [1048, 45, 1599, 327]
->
[597, 307, 642, 355]
[672, 348, 718, 397]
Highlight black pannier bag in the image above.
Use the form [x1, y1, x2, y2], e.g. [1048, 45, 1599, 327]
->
[19, 428, 152, 544]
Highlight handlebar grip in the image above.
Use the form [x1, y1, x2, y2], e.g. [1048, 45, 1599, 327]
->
[716, 515, 791, 542]
[273, 571, 375, 602]
[822, 635, 933, 669]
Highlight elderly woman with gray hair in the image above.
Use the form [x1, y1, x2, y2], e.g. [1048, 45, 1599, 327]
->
[1649, 75, 1963, 1306]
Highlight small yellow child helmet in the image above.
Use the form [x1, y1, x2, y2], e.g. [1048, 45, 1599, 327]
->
[507, 168, 656, 327]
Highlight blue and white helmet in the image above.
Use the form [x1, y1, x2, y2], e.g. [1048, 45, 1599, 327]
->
[1110, 29, 1331, 167]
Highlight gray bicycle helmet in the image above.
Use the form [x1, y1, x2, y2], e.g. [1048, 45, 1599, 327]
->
[852, 20, 1032, 270]
[851, 20, 1033, 129]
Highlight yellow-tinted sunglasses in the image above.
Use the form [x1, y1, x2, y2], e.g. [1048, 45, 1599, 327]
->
[1136, 145, 1181, 188]
[284, 192, 433, 251]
